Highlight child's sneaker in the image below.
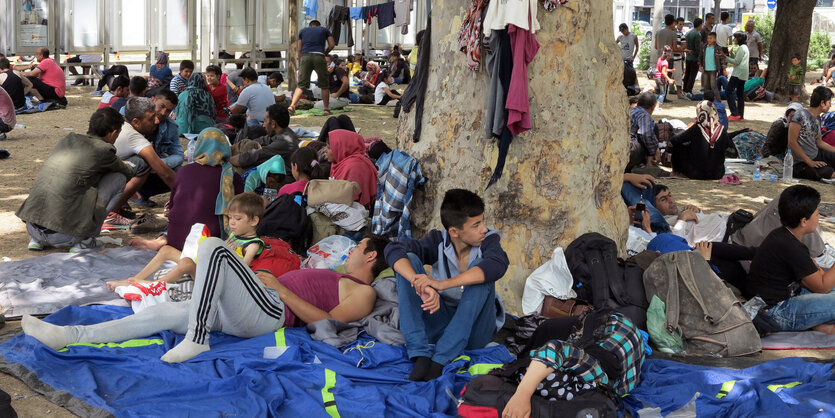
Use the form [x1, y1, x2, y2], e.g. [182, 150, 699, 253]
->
[28, 239, 43, 251]
[69, 238, 98, 254]
[101, 212, 132, 232]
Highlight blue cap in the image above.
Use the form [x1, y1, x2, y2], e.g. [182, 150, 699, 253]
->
[647, 234, 693, 254]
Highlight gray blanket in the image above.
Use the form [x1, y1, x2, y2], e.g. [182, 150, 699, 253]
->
[0, 247, 167, 318]
[760, 331, 835, 349]
[307, 276, 404, 347]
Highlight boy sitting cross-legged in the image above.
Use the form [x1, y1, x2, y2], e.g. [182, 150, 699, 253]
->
[106, 192, 265, 290]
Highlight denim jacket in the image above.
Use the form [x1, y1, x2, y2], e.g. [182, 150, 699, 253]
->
[152, 118, 184, 169]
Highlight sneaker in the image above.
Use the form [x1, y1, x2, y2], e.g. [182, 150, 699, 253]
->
[69, 238, 98, 254]
[130, 215, 169, 234]
[728, 115, 743, 121]
[0, 133, 5, 141]
[101, 212, 132, 232]
[89, 90, 104, 96]
[129, 194, 157, 208]
[118, 205, 137, 220]
[28, 239, 43, 251]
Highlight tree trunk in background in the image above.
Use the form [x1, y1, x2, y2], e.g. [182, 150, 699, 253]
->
[764, 0, 816, 97]
[395, 0, 629, 315]
[649, 0, 665, 75]
[287, 0, 299, 91]
[713, 0, 721, 17]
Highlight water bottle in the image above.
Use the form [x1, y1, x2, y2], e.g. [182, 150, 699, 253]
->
[753, 157, 761, 181]
[263, 188, 278, 202]
[14, 124, 26, 129]
[783, 149, 795, 183]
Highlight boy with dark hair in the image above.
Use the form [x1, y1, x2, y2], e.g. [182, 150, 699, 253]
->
[26, 234, 390, 363]
[204, 65, 229, 121]
[386, 189, 509, 381]
[111, 76, 148, 112]
[746, 185, 835, 334]
[627, 91, 660, 171]
[17, 108, 133, 252]
[699, 32, 723, 103]
[230, 67, 275, 126]
[169, 60, 195, 94]
[789, 86, 835, 181]
[788, 54, 805, 103]
[231, 104, 299, 169]
[97, 75, 129, 109]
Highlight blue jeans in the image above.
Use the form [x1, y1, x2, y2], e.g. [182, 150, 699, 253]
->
[396, 253, 497, 364]
[246, 118, 262, 127]
[348, 93, 360, 104]
[726, 76, 746, 118]
[621, 183, 670, 233]
[766, 288, 835, 331]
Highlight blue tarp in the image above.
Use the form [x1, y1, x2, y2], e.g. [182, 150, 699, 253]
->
[624, 358, 835, 417]
[0, 305, 514, 417]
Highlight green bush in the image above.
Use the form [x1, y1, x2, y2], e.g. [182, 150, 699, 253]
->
[808, 31, 832, 67]
[633, 21, 651, 71]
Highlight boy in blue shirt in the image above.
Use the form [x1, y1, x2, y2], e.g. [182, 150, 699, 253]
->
[168, 60, 194, 95]
[385, 189, 509, 381]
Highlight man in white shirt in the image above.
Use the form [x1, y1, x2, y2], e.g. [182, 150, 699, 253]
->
[653, 184, 728, 246]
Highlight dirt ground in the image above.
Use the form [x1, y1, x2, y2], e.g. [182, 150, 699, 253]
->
[2, 83, 835, 415]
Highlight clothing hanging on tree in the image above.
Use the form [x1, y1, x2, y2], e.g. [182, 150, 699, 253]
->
[485, 29, 514, 189]
[541, 0, 568, 11]
[482, 0, 541, 35]
[394, 0, 413, 35]
[377, 2, 395, 29]
[458, 0, 489, 71]
[506, 22, 539, 136]
[399, 11, 430, 143]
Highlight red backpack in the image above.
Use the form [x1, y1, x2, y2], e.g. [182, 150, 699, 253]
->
[249, 237, 302, 277]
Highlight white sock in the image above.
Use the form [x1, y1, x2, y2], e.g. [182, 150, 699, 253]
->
[21, 315, 69, 351]
[160, 339, 210, 363]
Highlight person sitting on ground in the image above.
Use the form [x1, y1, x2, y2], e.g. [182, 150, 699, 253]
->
[91, 64, 129, 96]
[244, 155, 287, 194]
[788, 53, 805, 103]
[111, 97, 177, 225]
[111, 76, 148, 113]
[669, 100, 730, 180]
[147, 52, 172, 94]
[24, 234, 390, 363]
[353, 52, 368, 74]
[231, 104, 299, 170]
[315, 55, 351, 110]
[0, 87, 16, 140]
[97, 76, 129, 110]
[229, 67, 275, 126]
[627, 91, 660, 172]
[175, 71, 216, 135]
[265, 72, 292, 106]
[318, 114, 356, 143]
[325, 129, 378, 209]
[279, 147, 330, 196]
[168, 60, 194, 95]
[288, 20, 335, 115]
[375, 70, 401, 106]
[130, 90, 183, 207]
[16, 47, 67, 106]
[386, 189, 509, 381]
[358, 61, 381, 95]
[129, 127, 244, 253]
[204, 65, 229, 122]
[390, 51, 411, 84]
[0, 58, 27, 110]
[225, 69, 244, 104]
[745, 185, 835, 335]
[107, 192, 264, 291]
[765, 102, 803, 158]
[788, 86, 835, 181]
[702, 91, 728, 130]
[812, 55, 835, 87]
[16, 108, 133, 252]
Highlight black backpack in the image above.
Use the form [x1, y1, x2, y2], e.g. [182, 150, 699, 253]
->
[722, 209, 754, 243]
[0, 389, 16, 418]
[256, 193, 313, 256]
[564, 233, 648, 330]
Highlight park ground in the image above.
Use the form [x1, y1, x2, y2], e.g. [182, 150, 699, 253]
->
[1, 82, 835, 415]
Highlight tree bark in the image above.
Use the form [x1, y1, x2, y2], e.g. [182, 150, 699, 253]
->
[287, 0, 299, 91]
[713, 0, 721, 17]
[649, 0, 665, 74]
[395, 0, 629, 315]
[764, 0, 816, 97]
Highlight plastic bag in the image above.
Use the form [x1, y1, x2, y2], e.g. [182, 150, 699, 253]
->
[116, 281, 170, 313]
[521, 247, 577, 315]
[301, 235, 357, 270]
[647, 295, 685, 354]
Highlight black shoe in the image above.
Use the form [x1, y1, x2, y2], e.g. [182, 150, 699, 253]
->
[423, 360, 444, 381]
[408, 356, 431, 381]
[56, 97, 68, 107]
[118, 205, 137, 220]
[72, 79, 85, 86]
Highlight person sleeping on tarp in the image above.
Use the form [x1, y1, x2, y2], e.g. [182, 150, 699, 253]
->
[22, 235, 390, 363]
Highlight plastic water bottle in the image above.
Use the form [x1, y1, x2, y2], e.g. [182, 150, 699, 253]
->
[13, 124, 26, 129]
[783, 149, 795, 183]
[753, 157, 761, 181]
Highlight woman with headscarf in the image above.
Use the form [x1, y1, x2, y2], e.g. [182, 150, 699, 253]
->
[129, 128, 244, 253]
[764, 103, 804, 158]
[147, 52, 173, 92]
[175, 72, 216, 135]
[669, 101, 730, 180]
[326, 129, 378, 209]
[654, 45, 674, 107]
[244, 154, 287, 194]
[358, 61, 381, 95]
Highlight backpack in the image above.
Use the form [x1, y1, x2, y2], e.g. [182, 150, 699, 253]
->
[249, 237, 302, 277]
[256, 193, 313, 256]
[0, 389, 16, 418]
[642, 251, 761, 357]
[458, 357, 617, 418]
[722, 209, 754, 243]
[564, 233, 649, 330]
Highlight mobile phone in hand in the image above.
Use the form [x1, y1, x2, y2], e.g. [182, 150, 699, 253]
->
[636, 203, 646, 212]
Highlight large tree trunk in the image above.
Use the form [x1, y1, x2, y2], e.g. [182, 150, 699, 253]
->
[648, 0, 665, 75]
[764, 0, 816, 97]
[395, 0, 628, 315]
[287, 0, 299, 91]
[713, 0, 721, 17]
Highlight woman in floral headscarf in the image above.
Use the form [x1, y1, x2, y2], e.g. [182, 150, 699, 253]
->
[175, 72, 216, 135]
[147, 51, 173, 91]
[129, 127, 243, 252]
[670, 100, 730, 180]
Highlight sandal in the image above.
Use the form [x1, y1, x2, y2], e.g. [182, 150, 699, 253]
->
[287, 106, 296, 116]
[323, 109, 332, 116]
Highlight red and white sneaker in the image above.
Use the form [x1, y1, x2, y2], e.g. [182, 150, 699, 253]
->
[101, 212, 132, 232]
